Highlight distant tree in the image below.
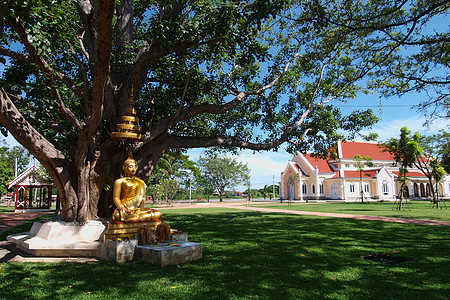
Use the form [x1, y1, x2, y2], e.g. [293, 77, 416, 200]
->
[420, 131, 450, 174]
[429, 159, 445, 208]
[197, 155, 250, 202]
[415, 133, 448, 208]
[197, 174, 215, 202]
[148, 151, 195, 205]
[0, 140, 31, 196]
[147, 184, 164, 205]
[160, 179, 180, 207]
[381, 127, 421, 210]
[353, 154, 373, 203]
[262, 185, 270, 201]
[261, 184, 279, 201]
[0, 160, 12, 196]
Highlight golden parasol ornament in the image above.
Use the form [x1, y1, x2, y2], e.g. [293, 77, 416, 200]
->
[111, 86, 144, 142]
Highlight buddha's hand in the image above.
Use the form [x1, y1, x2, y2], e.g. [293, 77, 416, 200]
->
[119, 205, 132, 215]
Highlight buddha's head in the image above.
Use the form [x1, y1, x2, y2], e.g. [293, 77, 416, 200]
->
[123, 157, 137, 177]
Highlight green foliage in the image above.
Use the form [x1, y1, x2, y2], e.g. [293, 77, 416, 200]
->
[381, 127, 423, 207]
[419, 130, 450, 173]
[353, 154, 373, 202]
[197, 154, 250, 201]
[0, 139, 31, 195]
[148, 151, 198, 204]
[381, 127, 422, 182]
[0, 162, 12, 196]
[353, 154, 373, 172]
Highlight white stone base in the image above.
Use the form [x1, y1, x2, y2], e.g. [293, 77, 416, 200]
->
[135, 242, 202, 267]
[7, 220, 106, 257]
[98, 240, 138, 263]
[171, 230, 188, 242]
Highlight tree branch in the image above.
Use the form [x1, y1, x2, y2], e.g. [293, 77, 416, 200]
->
[0, 45, 29, 61]
[6, 15, 84, 131]
[0, 87, 70, 180]
[85, 0, 115, 138]
[145, 91, 248, 141]
[253, 52, 300, 94]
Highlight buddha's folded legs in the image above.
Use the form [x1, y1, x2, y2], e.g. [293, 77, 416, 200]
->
[113, 208, 162, 222]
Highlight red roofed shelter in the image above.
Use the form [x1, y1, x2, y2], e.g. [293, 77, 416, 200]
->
[8, 164, 54, 212]
[280, 141, 450, 201]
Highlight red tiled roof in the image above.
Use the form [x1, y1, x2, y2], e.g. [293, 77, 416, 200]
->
[342, 170, 378, 178]
[392, 171, 427, 178]
[340, 141, 393, 161]
[304, 153, 335, 173]
[332, 173, 341, 178]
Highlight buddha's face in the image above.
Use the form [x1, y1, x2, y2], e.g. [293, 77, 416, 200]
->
[124, 161, 137, 177]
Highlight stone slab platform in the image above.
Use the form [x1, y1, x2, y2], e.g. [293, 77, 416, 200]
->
[135, 242, 202, 267]
[7, 220, 106, 257]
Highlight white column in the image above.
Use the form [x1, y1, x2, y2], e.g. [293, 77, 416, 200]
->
[299, 172, 303, 201]
[315, 167, 320, 199]
[341, 179, 346, 200]
[280, 172, 284, 199]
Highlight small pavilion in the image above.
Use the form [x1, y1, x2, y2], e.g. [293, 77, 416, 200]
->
[8, 164, 54, 212]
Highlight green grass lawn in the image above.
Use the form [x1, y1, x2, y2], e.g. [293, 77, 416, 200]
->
[253, 200, 450, 221]
[1, 207, 449, 299]
[0, 206, 15, 213]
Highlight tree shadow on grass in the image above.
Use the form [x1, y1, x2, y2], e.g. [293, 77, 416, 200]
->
[0, 211, 449, 299]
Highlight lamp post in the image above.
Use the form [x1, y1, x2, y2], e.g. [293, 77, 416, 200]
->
[273, 175, 275, 200]
[189, 174, 193, 205]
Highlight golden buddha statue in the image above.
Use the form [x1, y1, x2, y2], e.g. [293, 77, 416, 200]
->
[112, 157, 162, 222]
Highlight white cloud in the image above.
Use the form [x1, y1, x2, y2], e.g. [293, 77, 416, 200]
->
[187, 148, 292, 191]
[362, 115, 449, 141]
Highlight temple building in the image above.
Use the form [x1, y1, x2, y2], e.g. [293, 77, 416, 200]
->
[280, 141, 450, 201]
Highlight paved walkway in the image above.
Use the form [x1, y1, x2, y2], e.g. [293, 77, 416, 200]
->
[0, 211, 54, 235]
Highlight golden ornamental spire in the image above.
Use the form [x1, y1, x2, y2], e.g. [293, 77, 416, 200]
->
[112, 86, 144, 142]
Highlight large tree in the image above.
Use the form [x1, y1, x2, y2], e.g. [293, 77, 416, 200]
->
[353, 154, 373, 203]
[382, 127, 421, 210]
[0, 1, 447, 222]
[415, 132, 448, 208]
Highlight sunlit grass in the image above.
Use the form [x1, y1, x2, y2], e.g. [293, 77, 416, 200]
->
[0, 205, 15, 213]
[253, 200, 450, 221]
[1, 208, 449, 299]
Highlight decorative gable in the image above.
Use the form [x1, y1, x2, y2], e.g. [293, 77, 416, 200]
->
[8, 165, 52, 189]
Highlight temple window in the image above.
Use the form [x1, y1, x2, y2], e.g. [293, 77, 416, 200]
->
[382, 180, 389, 194]
[350, 182, 355, 193]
